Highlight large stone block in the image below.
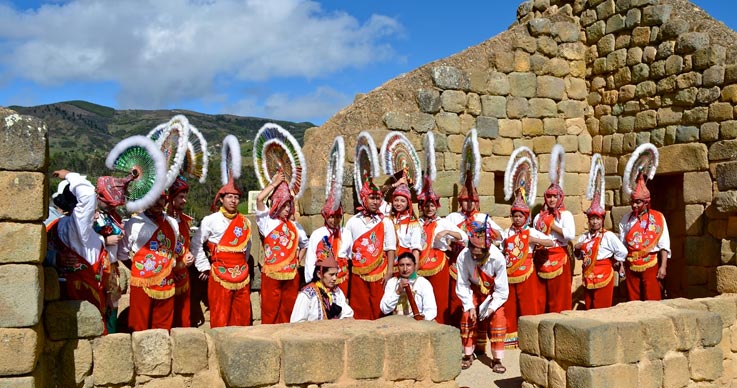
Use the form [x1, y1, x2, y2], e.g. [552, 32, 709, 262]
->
[0, 172, 45, 222]
[377, 316, 429, 381]
[566, 364, 637, 388]
[717, 161, 737, 191]
[716, 265, 737, 294]
[519, 353, 548, 387]
[688, 347, 723, 381]
[554, 318, 618, 366]
[509, 72, 537, 98]
[191, 370, 226, 388]
[0, 223, 44, 264]
[93, 333, 134, 385]
[58, 339, 92, 387]
[699, 295, 736, 328]
[683, 171, 713, 204]
[0, 264, 42, 328]
[171, 328, 208, 374]
[432, 66, 469, 91]
[0, 325, 41, 376]
[42, 267, 59, 302]
[426, 323, 461, 382]
[0, 110, 47, 171]
[280, 326, 345, 385]
[709, 140, 737, 161]
[663, 351, 690, 388]
[662, 308, 701, 351]
[44, 300, 103, 340]
[440, 90, 467, 113]
[345, 326, 385, 380]
[417, 89, 441, 113]
[715, 191, 737, 214]
[638, 358, 664, 388]
[212, 327, 281, 387]
[132, 329, 171, 376]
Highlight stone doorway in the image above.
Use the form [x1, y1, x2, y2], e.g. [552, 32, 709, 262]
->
[648, 173, 686, 299]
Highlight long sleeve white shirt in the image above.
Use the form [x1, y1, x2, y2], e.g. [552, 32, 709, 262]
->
[445, 211, 504, 242]
[576, 230, 628, 262]
[305, 226, 342, 283]
[392, 215, 423, 252]
[118, 212, 179, 263]
[190, 211, 253, 272]
[380, 276, 437, 320]
[338, 213, 397, 259]
[56, 173, 105, 265]
[618, 210, 671, 258]
[255, 209, 308, 248]
[455, 246, 509, 313]
[533, 210, 576, 246]
[290, 285, 354, 322]
[502, 226, 554, 254]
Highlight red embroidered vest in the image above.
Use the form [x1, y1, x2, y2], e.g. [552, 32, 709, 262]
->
[470, 263, 496, 296]
[503, 228, 534, 284]
[624, 211, 665, 272]
[262, 220, 299, 280]
[534, 213, 567, 279]
[418, 219, 446, 277]
[209, 214, 252, 290]
[350, 220, 387, 282]
[130, 216, 176, 299]
[580, 231, 614, 289]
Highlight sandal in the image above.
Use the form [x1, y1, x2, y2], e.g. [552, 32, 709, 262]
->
[461, 355, 474, 370]
[491, 359, 506, 374]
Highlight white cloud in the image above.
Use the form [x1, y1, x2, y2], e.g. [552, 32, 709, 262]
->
[0, 0, 401, 109]
[225, 86, 352, 124]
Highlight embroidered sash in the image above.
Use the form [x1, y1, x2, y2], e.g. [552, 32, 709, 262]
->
[262, 220, 299, 280]
[208, 214, 251, 290]
[418, 221, 446, 277]
[624, 211, 665, 272]
[130, 218, 176, 292]
[351, 221, 386, 282]
[471, 264, 496, 296]
[316, 234, 348, 285]
[503, 229, 534, 284]
[535, 213, 555, 235]
[580, 232, 614, 289]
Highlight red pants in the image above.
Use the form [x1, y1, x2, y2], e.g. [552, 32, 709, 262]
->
[537, 253, 572, 313]
[448, 276, 463, 329]
[424, 264, 450, 324]
[625, 265, 661, 301]
[128, 286, 174, 332]
[461, 306, 507, 359]
[173, 288, 191, 328]
[348, 273, 384, 320]
[505, 276, 541, 347]
[584, 280, 615, 310]
[260, 275, 300, 324]
[208, 277, 252, 328]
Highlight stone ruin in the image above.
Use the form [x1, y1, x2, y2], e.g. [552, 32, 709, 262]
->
[3, 0, 737, 386]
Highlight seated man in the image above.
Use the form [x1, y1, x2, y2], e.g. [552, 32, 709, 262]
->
[290, 238, 353, 322]
[380, 252, 437, 321]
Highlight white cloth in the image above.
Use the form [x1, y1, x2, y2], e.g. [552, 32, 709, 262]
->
[445, 211, 504, 242]
[576, 230, 628, 262]
[502, 226, 554, 254]
[618, 210, 671, 258]
[420, 216, 469, 251]
[455, 246, 509, 314]
[392, 215, 422, 252]
[190, 211, 253, 272]
[118, 212, 179, 263]
[305, 226, 342, 283]
[255, 209, 308, 248]
[55, 173, 105, 265]
[337, 213, 397, 259]
[290, 284, 354, 322]
[533, 210, 576, 246]
[380, 276, 437, 320]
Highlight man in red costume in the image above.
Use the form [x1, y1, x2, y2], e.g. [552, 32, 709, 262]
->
[167, 177, 196, 327]
[338, 177, 397, 320]
[118, 193, 179, 331]
[256, 171, 308, 324]
[191, 175, 253, 327]
[618, 174, 670, 301]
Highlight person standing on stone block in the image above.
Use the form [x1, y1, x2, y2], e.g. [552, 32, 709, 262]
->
[166, 177, 196, 327]
[618, 143, 670, 302]
[456, 220, 508, 373]
[191, 173, 253, 328]
[416, 175, 466, 325]
[256, 170, 308, 324]
[380, 252, 437, 321]
[338, 176, 397, 320]
[533, 145, 575, 313]
[291, 236, 353, 322]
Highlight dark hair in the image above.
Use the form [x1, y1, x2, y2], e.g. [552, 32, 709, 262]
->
[53, 185, 77, 213]
[312, 265, 336, 282]
[397, 252, 416, 264]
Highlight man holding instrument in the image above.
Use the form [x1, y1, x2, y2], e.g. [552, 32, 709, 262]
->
[380, 252, 437, 320]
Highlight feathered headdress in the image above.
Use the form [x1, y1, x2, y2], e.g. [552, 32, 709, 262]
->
[148, 115, 191, 189]
[458, 129, 481, 201]
[546, 144, 565, 196]
[253, 123, 307, 200]
[182, 124, 209, 184]
[354, 131, 380, 207]
[212, 134, 243, 212]
[105, 135, 168, 213]
[586, 154, 606, 216]
[623, 143, 659, 202]
[380, 131, 422, 192]
[417, 132, 439, 207]
[504, 146, 538, 215]
[322, 136, 345, 220]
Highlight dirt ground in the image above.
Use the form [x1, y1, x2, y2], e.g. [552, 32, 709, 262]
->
[455, 348, 522, 388]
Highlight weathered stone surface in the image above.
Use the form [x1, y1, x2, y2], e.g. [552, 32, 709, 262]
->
[537, 76, 565, 101]
[642, 4, 672, 26]
[410, 112, 434, 133]
[676, 32, 710, 55]
[213, 327, 281, 387]
[528, 98, 557, 118]
[717, 161, 737, 191]
[676, 126, 699, 143]
[281, 328, 345, 384]
[345, 326, 385, 380]
[635, 143, 708, 174]
[440, 90, 467, 113]
[431, 65, 469, 90]
[638, 358, 664, 388]
[684, 171, 713, 204]
[717, 266, 737, 294]
[520, 353, 548, 386]
[191, 370, 226, 388]
[0, 325, 41, 376]
[567, 364, 637, 388]
[59, 339, 92, 387]
[554, 318, 617, 366]
[435, 112, 461, 135]
[383, 112, 410, 131]
[715, 191, 737, 213]
[710, 140, 737, 161]
[417, 89, 441, 113]
[0, 264, 42, 328]
[426, 322, 462, 382]
[0, 223, 44, 264]
[42, 267, 59, 302]
[509, 72, 537, 98]
[93, 333, 134, 385]
[0, 172, 45, 222]
[487, 71, 510, 95]
[132, 329, 172, 376]
[0, 111, 47, 171]
[663, 351, 690, 388]
[689, 347, 723, 381]
[44, 300, 103, 340]
[171, 328, 208, 374]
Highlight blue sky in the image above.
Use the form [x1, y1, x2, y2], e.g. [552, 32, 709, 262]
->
[0, 0, 735, 125]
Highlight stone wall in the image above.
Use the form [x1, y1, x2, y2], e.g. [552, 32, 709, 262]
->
[518, 294, 737, 387]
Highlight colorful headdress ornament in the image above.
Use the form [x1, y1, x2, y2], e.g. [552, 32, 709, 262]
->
[105, 135, 168, 213]
[253, 122, 307, 200]
[381, 131, 422, 192]
[545, 144, 566, 200]
[316, 236, 340, 269]
[322, 136, 345, 220]
[269, 175, 294, 221]
[418, 132, 440, 206]
[458, 129, 481, 201]
[211, 134, 243, 212]
[504, 146, 538, 216]
[585, 154, 606, 217]
[468, 217, 492, 249]
[167, 176, 190, 204]
[623, 143, 658, 202]
[182, 124, 209, 184]
[354, 131, 380, 207]
[147, 115, 191, 189]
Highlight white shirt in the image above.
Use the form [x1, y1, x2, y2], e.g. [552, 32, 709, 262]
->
[290, 284, 354, 322]
[455, 246, 509, 314]
[305, 226, 342, 283]
[420, 216, 469, 251]
[391, 215, 422, 252]
[618, 210, 671, 258]
[380, 276, 437, 320]
[190, 211, 253, 272]
[576, 230, 628, 262]
[533, 210, 576, 246]
[55, 173, 105, 265]
[338, 213, 397, 259]
[255, 209, 308, 248]
[446, 211, 504, 242]
[118, 212, 180, 263]
[502, 226, 554, 254]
